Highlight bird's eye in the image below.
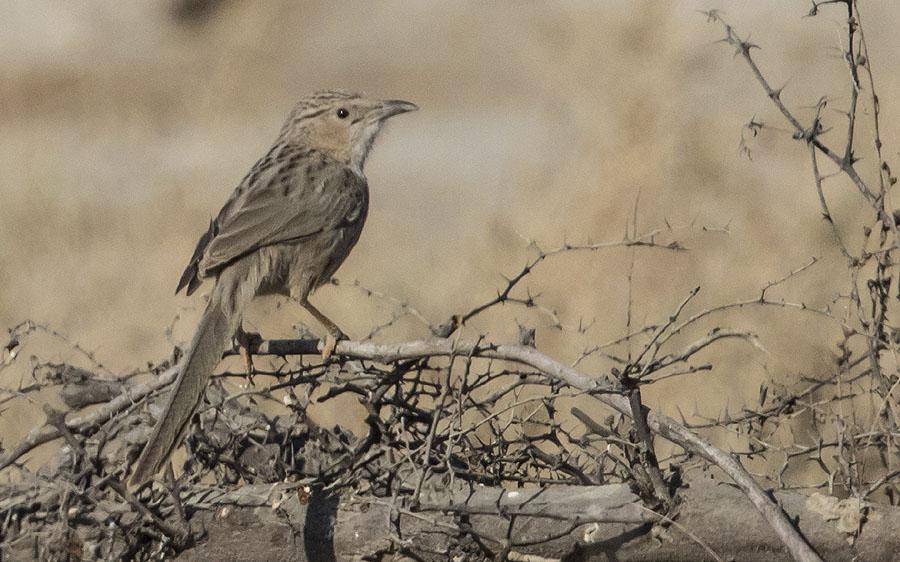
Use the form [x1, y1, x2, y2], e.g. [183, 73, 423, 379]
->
[336, 108, 349, 119]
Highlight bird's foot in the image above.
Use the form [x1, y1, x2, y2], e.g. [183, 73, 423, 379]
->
[318, 330, 347, 362]
[236, 328, 263, 374]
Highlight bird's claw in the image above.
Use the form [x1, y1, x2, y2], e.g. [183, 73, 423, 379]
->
[236, 329, 263, 374]
[318, 331, 346, 362]
[240, 347, 255, 374]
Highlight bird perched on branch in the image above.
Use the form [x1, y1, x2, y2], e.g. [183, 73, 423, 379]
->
[129, 91, 417, 487]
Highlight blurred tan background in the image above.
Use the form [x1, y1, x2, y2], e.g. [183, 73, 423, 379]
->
[1, 2, 897, 465]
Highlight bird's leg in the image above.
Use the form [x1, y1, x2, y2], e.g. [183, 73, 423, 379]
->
[235, 324, 262, 374]
[299, 299, 347, 361]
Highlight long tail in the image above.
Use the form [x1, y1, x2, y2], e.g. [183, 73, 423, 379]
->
[130, 289, 236, 487]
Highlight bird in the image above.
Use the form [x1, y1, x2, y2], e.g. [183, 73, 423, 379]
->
[129, 90, 418, 487]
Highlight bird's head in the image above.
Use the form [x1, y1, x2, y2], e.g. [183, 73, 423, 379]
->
[280, 90, 417, 173]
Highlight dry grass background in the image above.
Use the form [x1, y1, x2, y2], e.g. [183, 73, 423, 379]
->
[1, 1, 897, 476]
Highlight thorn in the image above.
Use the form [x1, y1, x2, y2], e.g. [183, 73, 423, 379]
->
[698, 9, 721, 23]
[716, 36, 734, 47]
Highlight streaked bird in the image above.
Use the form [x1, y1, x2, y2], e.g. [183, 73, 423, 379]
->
[129, 90, 417, 487]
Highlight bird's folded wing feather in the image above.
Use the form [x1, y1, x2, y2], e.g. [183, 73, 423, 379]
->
[193, 157, 366, 277]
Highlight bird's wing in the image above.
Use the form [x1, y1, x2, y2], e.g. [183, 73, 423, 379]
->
[176, 149, 367, 294]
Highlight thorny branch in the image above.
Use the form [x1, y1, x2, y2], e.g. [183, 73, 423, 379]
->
[1, 3, 898, 561]
[701, 0, 898, 553]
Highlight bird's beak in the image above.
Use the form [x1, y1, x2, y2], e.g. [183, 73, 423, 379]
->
[377, 99, 419, 120]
